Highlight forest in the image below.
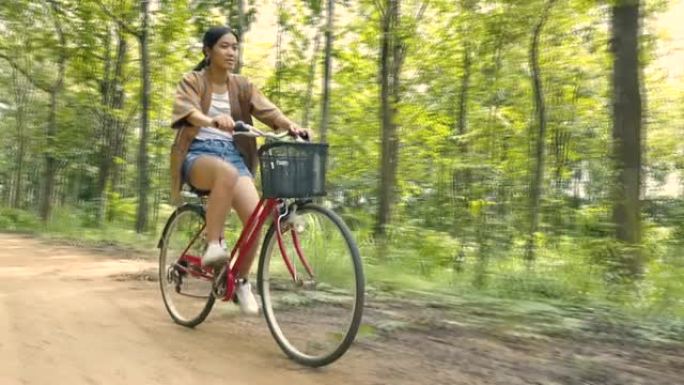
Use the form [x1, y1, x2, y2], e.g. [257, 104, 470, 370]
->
[0, 0, 683, 321]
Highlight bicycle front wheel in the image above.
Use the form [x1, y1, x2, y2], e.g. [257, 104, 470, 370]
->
[159, 204, 215, 327]
[257, 203, 365, 367]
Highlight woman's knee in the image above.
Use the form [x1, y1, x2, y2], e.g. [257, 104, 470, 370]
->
[233, 178, 260, 222]
[188, 156, 236, 191]
[214, 164, 239, 192]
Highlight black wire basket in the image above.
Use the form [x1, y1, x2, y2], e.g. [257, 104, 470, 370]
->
[258, 142, 329, 198]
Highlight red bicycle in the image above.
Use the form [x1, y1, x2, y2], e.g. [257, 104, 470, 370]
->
[158, 123, 365, 367]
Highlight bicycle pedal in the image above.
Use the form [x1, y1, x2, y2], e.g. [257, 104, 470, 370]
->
[177, 260, 189, 278]
[211, 267, 227, 298]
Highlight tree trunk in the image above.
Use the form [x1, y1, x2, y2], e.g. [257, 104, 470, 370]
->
[610, 0, 643, 277]
[274, 1, 284, 104]
[456, 41, 471, 145]
[40, 89, 60, 222]
[112, 114, 131, 196]
[39, 2, 67, 223]
[486, 26, 509, 219]
[96, 25, 114, 224]
[13, 137, 25, 209]
[375, 0, 394, 237]
[11, 67, 31, 209]
[135, 0, 151, 233]
[103, 29, 128, 222]
[303, 29, 322, 127]
[235, 0, 245, 74]
[112, 105, 136, 197]
[551, 81, 578, 232]
[525, 0, 556, 262]
[95, 152, 111, 222]
[452, 31, 473, 272]
[375, 0, 402, 237]
[320, 0, 334, 142]
[553, 83, 577, 192]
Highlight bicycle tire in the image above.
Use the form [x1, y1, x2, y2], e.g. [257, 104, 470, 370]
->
[159, 204, 215, 328]
[257, 202, 365, 367]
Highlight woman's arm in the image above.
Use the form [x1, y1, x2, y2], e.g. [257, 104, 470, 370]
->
[186, 110, 213, 128]
[172, 72, 234, 131]
[170, 114, 236, 205]
[245, 80, 296, 131]
[248, 84, 310, 138]
[187, 110, 235, 132]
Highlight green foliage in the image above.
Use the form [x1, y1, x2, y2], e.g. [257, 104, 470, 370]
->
[0, 207, 40, 230]
[0, 0, 683, 323]
[383, 223, 461, 276]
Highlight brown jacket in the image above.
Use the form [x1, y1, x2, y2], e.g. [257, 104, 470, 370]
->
[170, 69, 293, 198]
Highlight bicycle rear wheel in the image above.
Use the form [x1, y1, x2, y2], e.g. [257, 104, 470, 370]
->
[257, 203, 364, 367]
[159, 204, 215, 327]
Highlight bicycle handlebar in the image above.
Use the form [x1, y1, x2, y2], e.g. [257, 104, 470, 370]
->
[233, 121, 309, 142]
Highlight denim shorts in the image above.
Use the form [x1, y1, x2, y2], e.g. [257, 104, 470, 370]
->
[182, 139, 252, 190]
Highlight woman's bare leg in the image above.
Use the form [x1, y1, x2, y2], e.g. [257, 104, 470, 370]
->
[187, 156, 239, 243]
[231, 176, 261, 278]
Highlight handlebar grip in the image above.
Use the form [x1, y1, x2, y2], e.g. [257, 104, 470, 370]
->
[297, 130, 310, 142]
[234, 121, 250, 133]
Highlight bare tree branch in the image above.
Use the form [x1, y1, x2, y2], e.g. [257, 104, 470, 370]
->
[0, 52, 51, 92]
[97, 2, 141, 38]
[0, 1, 69, 93]
[373, 0, 386, 19]
[416, 1, 429, 21]
[47, 0, 67, 92]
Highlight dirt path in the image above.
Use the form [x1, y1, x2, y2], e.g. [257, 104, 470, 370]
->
[0, 234, 373, 385]
[1, 233, 682, 385]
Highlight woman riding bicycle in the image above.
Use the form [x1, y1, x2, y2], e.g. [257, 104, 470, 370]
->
[170, 26, 306, 315]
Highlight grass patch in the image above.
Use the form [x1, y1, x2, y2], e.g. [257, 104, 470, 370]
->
[2, 205, 684, 331]
[0, 206, 161, 256]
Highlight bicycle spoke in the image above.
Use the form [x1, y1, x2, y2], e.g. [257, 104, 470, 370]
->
[159, 205, 215, 327]
[258, 203, 364, 367]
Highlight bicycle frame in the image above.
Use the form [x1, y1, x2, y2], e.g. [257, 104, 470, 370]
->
[174, 198, 315, 302]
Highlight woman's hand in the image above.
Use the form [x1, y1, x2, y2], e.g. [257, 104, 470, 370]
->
[287, 123, 311, 141]
[211, 114, 235, 132]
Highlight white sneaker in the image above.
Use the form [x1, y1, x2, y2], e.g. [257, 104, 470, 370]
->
[202, 242, 228, 267]
[235, 278, 259, 315]
[219, 237, 228, 251]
